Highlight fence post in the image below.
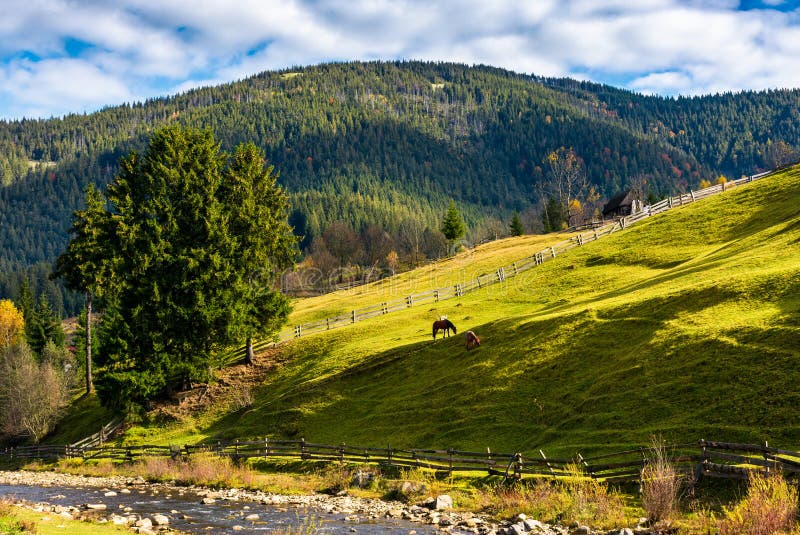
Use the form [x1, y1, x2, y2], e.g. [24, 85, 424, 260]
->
[434, 290, 439, 302]
[690, 190, 695, 201]
[339, 442, 346, 463]
[351, 310, 356, 323]
[512, 262, 518, 275]
[264, 437, 269, 459]
[382, 302, 388, 314]
[387, 444, 392, 466]
[295, 325, 301, 337]
[326, 318, 330, 330]
[550, 247, 556, 258]
[300, 437, 307, 459]
[764, 441, 770, 475]
[594, 228, 599, 240]
[696, 439, 707, 486]
[449, 448, 454, 474]
[540, 449, 554, 477]
[406, 295, 413, 307]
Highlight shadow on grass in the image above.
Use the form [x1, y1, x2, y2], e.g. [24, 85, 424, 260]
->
[196, 274, 800, 456]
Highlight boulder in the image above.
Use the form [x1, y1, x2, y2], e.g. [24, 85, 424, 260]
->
[434, 494, 453, 510]
[152, 513, 170, 526]
[135, 517, 153, 529]
[523, 519, 545, 531]
[351, 470, 374, 488]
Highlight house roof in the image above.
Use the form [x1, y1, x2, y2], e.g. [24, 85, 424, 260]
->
[602, 189, 636, 214]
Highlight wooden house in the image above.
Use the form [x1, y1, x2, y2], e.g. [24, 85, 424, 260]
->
[602, 189, 642, 219]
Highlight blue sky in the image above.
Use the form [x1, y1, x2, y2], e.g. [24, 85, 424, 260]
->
[1, 0, 799, 120]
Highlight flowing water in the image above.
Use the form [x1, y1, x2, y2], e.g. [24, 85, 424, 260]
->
[0, 483, 448, 534]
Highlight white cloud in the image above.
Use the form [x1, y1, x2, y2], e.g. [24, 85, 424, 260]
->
[0, 58, 134, 119]
[0, 0, 799, 118]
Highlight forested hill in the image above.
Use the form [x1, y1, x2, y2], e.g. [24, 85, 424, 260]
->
[1, 61, 799, 311]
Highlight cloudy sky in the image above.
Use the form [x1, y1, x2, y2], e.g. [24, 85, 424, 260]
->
[1, 0, 799, 120]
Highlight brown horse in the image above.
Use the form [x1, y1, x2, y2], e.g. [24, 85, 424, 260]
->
[465, 330, 481, 350]
[432, 318, 457, 340]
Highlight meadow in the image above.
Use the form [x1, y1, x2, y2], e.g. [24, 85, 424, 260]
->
[82, 166, 800, 460]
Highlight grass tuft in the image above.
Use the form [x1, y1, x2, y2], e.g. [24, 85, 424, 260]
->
[718, 472, 799, 535]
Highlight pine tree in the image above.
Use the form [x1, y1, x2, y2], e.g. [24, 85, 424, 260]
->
[441, 200, 465, 245]
[509, 211, 524, 236]
[52, 184, 111, 393]
[97, 125, 236, 407]
[220, 142, 296, 365]
[56, 126, 296, 408]
[28, 293, 64, 356]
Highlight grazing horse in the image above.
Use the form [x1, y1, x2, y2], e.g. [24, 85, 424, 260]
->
[465, 330, 481, 350]
[432, 318, 457, 340]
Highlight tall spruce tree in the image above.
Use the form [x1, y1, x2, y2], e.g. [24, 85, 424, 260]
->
[509, 211, 524, 236]
[441, 200, 465, 251]
[97, 126, 236, 407]
[53, 184, 111, 393]
[220, 143, 296, 365]
[56, 126, 296, 409]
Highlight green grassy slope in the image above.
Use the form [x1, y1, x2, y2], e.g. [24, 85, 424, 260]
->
[132, 167, 800, 457]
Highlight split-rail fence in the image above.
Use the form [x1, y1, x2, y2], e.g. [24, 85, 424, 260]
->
[219, 169, 775, 365]
[3, 438, 800, 486]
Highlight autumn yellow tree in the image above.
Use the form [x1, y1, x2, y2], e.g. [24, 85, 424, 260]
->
[0, 299, 24, 351]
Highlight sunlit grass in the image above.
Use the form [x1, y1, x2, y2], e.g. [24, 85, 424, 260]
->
[102, 167, 800, 458]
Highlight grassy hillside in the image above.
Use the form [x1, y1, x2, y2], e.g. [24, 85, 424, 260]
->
[122, 166, 800, 457]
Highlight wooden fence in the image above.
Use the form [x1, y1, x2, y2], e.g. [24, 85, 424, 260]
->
[218, 169, 773, 360]
[4, 438, 800, 485]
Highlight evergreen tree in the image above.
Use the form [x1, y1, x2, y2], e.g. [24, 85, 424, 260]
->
[509, 211, 524, 236]
[28, 293, 65, 356]
[56, 126, 296, 409]
[97, 126, 237, 408]
[220, 142, 296, 365]
[542, 195, 567, 232]
[441, 201, 465, 246]
[52, 184, 111, 394]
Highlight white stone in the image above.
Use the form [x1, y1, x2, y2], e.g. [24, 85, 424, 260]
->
[135, 517, 153, 529]
[434, 494, 453, 510]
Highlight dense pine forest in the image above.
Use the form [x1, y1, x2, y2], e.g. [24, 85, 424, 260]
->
[1, 61, 798, 315]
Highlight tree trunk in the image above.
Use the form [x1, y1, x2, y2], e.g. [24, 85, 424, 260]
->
[245, 336, 255, 366]
[85, 292, 93, 394]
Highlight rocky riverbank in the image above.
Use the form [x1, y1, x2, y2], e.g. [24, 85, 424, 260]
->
[0, 470, 653, 535]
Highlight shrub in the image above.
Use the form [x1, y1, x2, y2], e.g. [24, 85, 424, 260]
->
[640, 436, 681, 527]
[475, 480, 567, 521]
[560, 463, 628, 529]
[718, 472, 798, 535]
[317, 463, 351, 494]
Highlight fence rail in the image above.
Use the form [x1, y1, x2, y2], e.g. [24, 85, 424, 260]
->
[4, 437, 799, 485]
[224, 168, 773, 353]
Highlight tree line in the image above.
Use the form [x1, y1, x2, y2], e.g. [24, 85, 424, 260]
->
[2, 61, 799, 313]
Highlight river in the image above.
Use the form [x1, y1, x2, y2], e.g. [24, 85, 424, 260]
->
[0, 482, 463, 534]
